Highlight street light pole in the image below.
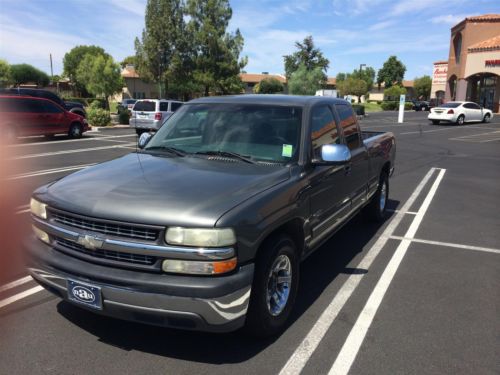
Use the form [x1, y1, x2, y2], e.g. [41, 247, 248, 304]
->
[359, 63, 366, 71]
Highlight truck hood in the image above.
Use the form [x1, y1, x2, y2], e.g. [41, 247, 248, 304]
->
[38, 153, 290, 227]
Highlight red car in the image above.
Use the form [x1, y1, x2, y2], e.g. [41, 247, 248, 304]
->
[0, 95, 89, 141]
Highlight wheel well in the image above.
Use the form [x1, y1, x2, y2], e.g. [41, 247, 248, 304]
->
[382, 161, 391, 176]
[71, 109, 85, 117]
[256, 218, 305, 259]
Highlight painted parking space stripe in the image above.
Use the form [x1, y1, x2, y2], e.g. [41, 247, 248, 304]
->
[7, 133, 136, 148]
[450, 131, 500, 143]
[388, 236, 500, 255]
[10, 143, 136, 160]
[279, 167, 439, 375]
[7, 163, 96, 180]
[0, 276, 33, 293]
[328, 168, 446, 375]
[0, 286, 45, 309]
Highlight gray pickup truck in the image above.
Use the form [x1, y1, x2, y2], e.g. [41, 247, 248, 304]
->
[27, 95, 395, 336]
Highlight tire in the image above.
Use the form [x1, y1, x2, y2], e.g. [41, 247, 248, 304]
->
[483, 114, 491, 123]
[245, 234, 299, 337]
[136, 129, 145, 136]
[431, 120, 440, 125]
[456, 115, 465, 125]
[364, 172, 389, 222]
[68, 122, 82, 138]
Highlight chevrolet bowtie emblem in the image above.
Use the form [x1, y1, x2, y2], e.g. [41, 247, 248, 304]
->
[77, 234, 104, 250]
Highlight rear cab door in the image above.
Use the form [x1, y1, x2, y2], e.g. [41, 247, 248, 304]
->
[333, 103, 371, 211]
[463, 102, 482, 121]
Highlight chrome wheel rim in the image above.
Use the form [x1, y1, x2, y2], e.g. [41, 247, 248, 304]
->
[485, 115, 490, 123]
[71, 125, 81, 136]
[380, 181, 387, 213]
[266, 254, 292, 316]
[458, 116, 464, 125]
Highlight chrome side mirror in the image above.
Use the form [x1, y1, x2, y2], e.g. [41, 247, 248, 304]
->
[138, 132, 152, 149]
[314, 144, 351, 165]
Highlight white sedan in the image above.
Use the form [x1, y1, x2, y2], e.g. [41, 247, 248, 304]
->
[428, 101, 493, 125]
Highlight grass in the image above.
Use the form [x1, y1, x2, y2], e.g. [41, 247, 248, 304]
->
[109, 101, 118, 114]
[363, 102, 383, 112]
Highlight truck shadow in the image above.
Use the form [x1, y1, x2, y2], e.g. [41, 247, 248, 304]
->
[57, 199, 400, 364]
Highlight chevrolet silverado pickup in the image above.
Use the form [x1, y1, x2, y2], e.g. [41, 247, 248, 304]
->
[26, 95, 395, 336]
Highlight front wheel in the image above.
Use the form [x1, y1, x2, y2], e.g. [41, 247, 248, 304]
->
[245, 234, 299, 337]
[364, 172, 389, 222]
[483, 114, 491, 123]
[68, 123, 82, 138]
[456, 115, 465, 125]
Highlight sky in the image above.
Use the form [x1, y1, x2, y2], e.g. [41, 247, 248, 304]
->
[0, 0, 498, 80]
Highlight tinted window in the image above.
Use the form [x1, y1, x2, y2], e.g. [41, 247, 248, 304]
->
[159, 102, 169, 111]
[40, 91, 62, 106]
[311, 105, 340, 158]
[43, 100, 63, 113]
[336, 104, 360, 150]
[440, 102, 461, 108]
[171, 102, 183, 112]
[464, 103, 480, 109]
[26, 99, 46, 113]
[0, 98, 44, 113]
[133, 101, 156, 112]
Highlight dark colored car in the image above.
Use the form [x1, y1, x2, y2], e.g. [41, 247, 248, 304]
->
[0, 88, 86, 118]
[412, 100, 430, 111]
[26, 95, 395, 336]
[0, 95, 89, 141]
[428, 98, 444, 109]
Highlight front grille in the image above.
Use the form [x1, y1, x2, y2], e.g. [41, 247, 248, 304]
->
[55, 237, 156, 266]
[51, 211, 159, 241]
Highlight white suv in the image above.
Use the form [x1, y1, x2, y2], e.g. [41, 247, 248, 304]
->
[130, 99, 183, 135]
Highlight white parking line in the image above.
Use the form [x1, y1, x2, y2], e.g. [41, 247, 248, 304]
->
[386, 209, 418, 215]
[279, 167, 439, 375]
[329, 168, 446, 375]
[7, 163, 96, 180]
[7, 134, 136, 148]
[10, 143, 136, 160]
[0, 286, 45, 309]
[388, 236, 500, 255]
[0, 276, 33, 293]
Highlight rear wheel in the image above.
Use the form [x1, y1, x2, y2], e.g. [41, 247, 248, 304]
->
[245, 234, 299, 337]
[456, 115, 465, 125]
[68, 123, 82, 138]
[136, 129, 146, 136]
[483, 113, 491, 123]
[431, 120, 440, 125]
[364, 172, 389, 222]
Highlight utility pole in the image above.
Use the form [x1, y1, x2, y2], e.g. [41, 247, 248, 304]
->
[359, 63, 366, 71]
[50, 53, 54, 84]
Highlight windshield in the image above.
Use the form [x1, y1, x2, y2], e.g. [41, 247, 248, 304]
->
[440, 102, 461, 108]
[145, 103, 302, 163]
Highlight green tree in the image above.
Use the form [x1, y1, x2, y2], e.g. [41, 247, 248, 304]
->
[187, 0, 247, 96]
[351, 66, 375, 90]
[335, 72, 347, 83]
[76, 54, 123, 109]
[253, 77, 284, 94]
[288, 64, 324, 95]
[63, 45, 107, 94]
[120, 55, 137, 68]
[284, 36, 329, 83]
[337, 77, 368, 103]
[413, 75, 432, 99]
[10, 64, 50, 86]
[377, 56, 406, 88]
[383, 85, 406, 100]
[0, 59, 11, 87]
[134, 0, 185, 98]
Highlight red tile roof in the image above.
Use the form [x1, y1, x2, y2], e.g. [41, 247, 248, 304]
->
[239, 73, 286, 83]
[468, 35, 500, 52]
[465, 14, 500, 22]
[433, 60, 448, 65]
[326, 77, 336, 85]
[121, 66, 140, 78]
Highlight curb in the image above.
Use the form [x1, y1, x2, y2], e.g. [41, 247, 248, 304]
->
[91, 125, 131, 131]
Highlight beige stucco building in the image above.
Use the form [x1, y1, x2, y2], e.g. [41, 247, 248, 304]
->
[119, 65, 158, 101]
[430, 61, 448, 100]
[445, 14, 500, 112]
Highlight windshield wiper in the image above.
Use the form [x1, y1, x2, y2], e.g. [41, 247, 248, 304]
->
[144, 146, 186, 157]
[194, 150, 256, 164]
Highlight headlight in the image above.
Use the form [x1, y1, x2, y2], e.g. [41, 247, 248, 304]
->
[32, 225, 50, 244]
[165, 227, 236, 247]
[30, 198, 47, 219]
[162, 257, 237, 275]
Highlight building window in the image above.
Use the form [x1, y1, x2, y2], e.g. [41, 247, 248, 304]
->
[453, 33, 462, 64]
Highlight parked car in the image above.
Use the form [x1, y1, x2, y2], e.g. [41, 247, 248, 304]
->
[117, 99, 137, 112]
[130, 99, 183, 135]
[0, 88, 86, 118]
[0, 95, 89, 141]
[411, 100, 429, 111]
[26, 95, 395, 336]
[428, 101, 493, 125]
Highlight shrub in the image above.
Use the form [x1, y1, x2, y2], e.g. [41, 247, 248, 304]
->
[86, 98, 106, 109]
[87, 107, 111, 127]
[352, 104, 365, 116]
[118, 107, 130, 124]
[380, 101, 398, 110]
[404, 102, 413, 110]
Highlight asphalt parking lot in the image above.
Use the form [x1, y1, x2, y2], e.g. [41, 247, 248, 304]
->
[1, 111, 499, 375]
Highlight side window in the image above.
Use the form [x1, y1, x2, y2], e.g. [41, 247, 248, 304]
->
[336, 104, 361, 150]
[25, 99, 46, 113]
[171, 102, 183, 112]
[159, 102, 169, 111]
[42, 101, 63, 113]
[464, 103, 480, 110]
[311, 105, 340, 158]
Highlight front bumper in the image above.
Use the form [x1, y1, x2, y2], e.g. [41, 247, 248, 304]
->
[25, 236, 254, 332]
